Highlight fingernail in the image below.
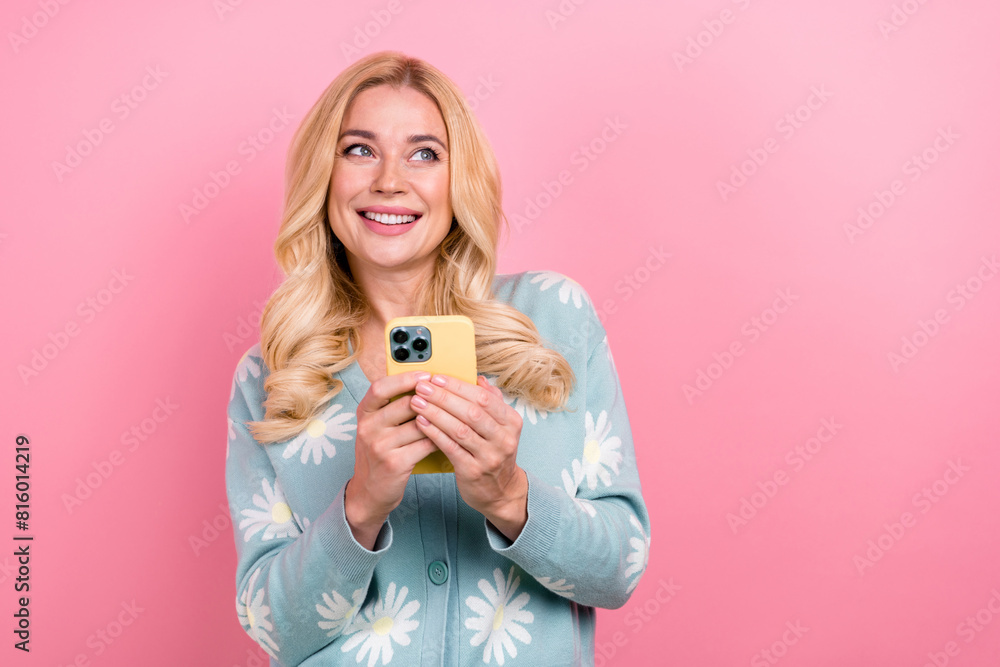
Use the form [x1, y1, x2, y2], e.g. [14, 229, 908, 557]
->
[416, 415, 430, 426]
[416, 372, 431, 381]
[411, 395, 428, 409]
[415, 381, 433, 396]
[431, 375, 447, 387]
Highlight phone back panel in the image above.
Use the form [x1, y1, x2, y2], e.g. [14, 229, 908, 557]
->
[385, 315, 477, 384]
[385, 315, 477, 474]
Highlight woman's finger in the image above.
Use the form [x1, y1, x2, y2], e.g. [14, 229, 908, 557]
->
[418, 375, 509, 430]
[358, 370, 431, 415]
[375, 391, 422, 428]
[415, 414, 474, 467]
[394, 435, 441, 470]
[412, 389, 489, 451]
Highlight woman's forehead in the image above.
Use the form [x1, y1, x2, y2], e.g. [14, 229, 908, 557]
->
[342, 86, 447, 141]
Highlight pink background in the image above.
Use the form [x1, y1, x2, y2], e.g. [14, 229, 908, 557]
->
[3, 0, 999, 665]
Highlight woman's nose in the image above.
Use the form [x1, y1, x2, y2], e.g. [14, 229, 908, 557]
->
[372, 157, 406, 194]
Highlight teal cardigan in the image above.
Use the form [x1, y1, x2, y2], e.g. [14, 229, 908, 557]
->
[225, 271, 651, 666]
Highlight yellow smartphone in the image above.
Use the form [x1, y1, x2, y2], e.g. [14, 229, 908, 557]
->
[385, 315, 477, 474]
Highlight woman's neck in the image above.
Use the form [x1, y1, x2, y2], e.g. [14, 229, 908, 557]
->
[349, 257, 433, 331]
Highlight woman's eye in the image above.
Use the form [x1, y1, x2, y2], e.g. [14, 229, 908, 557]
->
[414, 148, 439, 161]
[345, 144, 373, 157]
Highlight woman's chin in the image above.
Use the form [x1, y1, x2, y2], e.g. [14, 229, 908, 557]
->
[349, 248, 437, 275]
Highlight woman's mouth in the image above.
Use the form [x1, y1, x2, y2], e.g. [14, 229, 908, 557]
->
[356, 209, 422, 236]
[360, 211, 420, 225]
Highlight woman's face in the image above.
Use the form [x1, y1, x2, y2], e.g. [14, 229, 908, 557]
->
[328, 84, 452, 280]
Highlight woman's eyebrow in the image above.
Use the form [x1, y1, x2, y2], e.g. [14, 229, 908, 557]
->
[408, 134, 447, 149]
[338, 129, 447, 149]
[339, 129, 376, 142]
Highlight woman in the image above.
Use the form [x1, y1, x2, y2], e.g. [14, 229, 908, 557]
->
[226, 51, 650, 666]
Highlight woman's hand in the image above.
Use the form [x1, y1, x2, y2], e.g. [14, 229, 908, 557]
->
[345, 370, 439, 550]
[410, 374, 528, 541]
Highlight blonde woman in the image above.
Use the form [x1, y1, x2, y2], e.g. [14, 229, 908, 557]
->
[226, 51, 650, 666]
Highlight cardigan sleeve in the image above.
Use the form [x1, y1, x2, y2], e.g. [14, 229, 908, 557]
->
[225, 351, 389, 666]
[484, 298, 651, 609]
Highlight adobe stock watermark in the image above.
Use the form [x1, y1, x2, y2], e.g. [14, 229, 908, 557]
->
[179, 107, 294, 223]
[545, 0, 588, 31]
[51, 65, 169, 182]
[726, 418, 843, 534]
[463, 73, 500, 112]
[682, 288, 799, 404]
[607, 245, 671, 308]
[585, 245, 672, 326]
[673, 0, 756, 73]
[224, 299, 266, 352]
[8, 0, 73, 54]
[231, 647, 272, 667]
[339, 0, 413, 61]
[843, 126, 958, 243]
[557, 244, 672, 355]
[921, 588, 1000, 667]
[214, 0, 247, 20]
[508, 116, 627, 234]
[887, 254, 997, 372]
[392, 491, 419, 524]
[189, 503, 233, 556]
[594, 578, 681, 666]
[61, 397, 180, 514]
[750, 620, 809, 667]
[17, 268, 135, 385]
[716, 85, 832, 203]
[877, 0, 933, 38]
[853, 458, 970, 576]
[55, 600, 144, 667]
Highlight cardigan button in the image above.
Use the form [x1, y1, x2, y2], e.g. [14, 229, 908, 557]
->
[428, 560, 449, 585]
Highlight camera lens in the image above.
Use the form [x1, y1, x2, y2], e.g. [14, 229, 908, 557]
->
[412, 337, 427, 352]
[392, 329, 409, 344]
[393, 347, 410, 361]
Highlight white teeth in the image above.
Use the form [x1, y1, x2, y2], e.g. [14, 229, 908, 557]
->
[361, 211, 418, 225]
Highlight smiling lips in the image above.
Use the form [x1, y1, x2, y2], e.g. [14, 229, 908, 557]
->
[361, 210, 418, 225]
[356, 206, 422, 236]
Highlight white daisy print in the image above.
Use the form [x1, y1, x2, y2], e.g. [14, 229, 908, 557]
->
[282, 403, 356, 465]
[316, 587, 367, 637]
[558, 461, 597, 518]
[505, 393, 548, 425]
[485, 375, 548, 425]
[238, 568, 279, 658]
[580, 410, 623, 489]
[236, 347, 263, 384]
[465, 566, 534, 665]
[340, 582, 420, 667]
[536, 576, 575, 598]
[529, 271, 589, 309]
[238, 478, 305, 542]
[625, 514, 650, 593]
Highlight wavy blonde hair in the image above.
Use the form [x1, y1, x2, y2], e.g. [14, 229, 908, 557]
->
[247, 51, 574, 444]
